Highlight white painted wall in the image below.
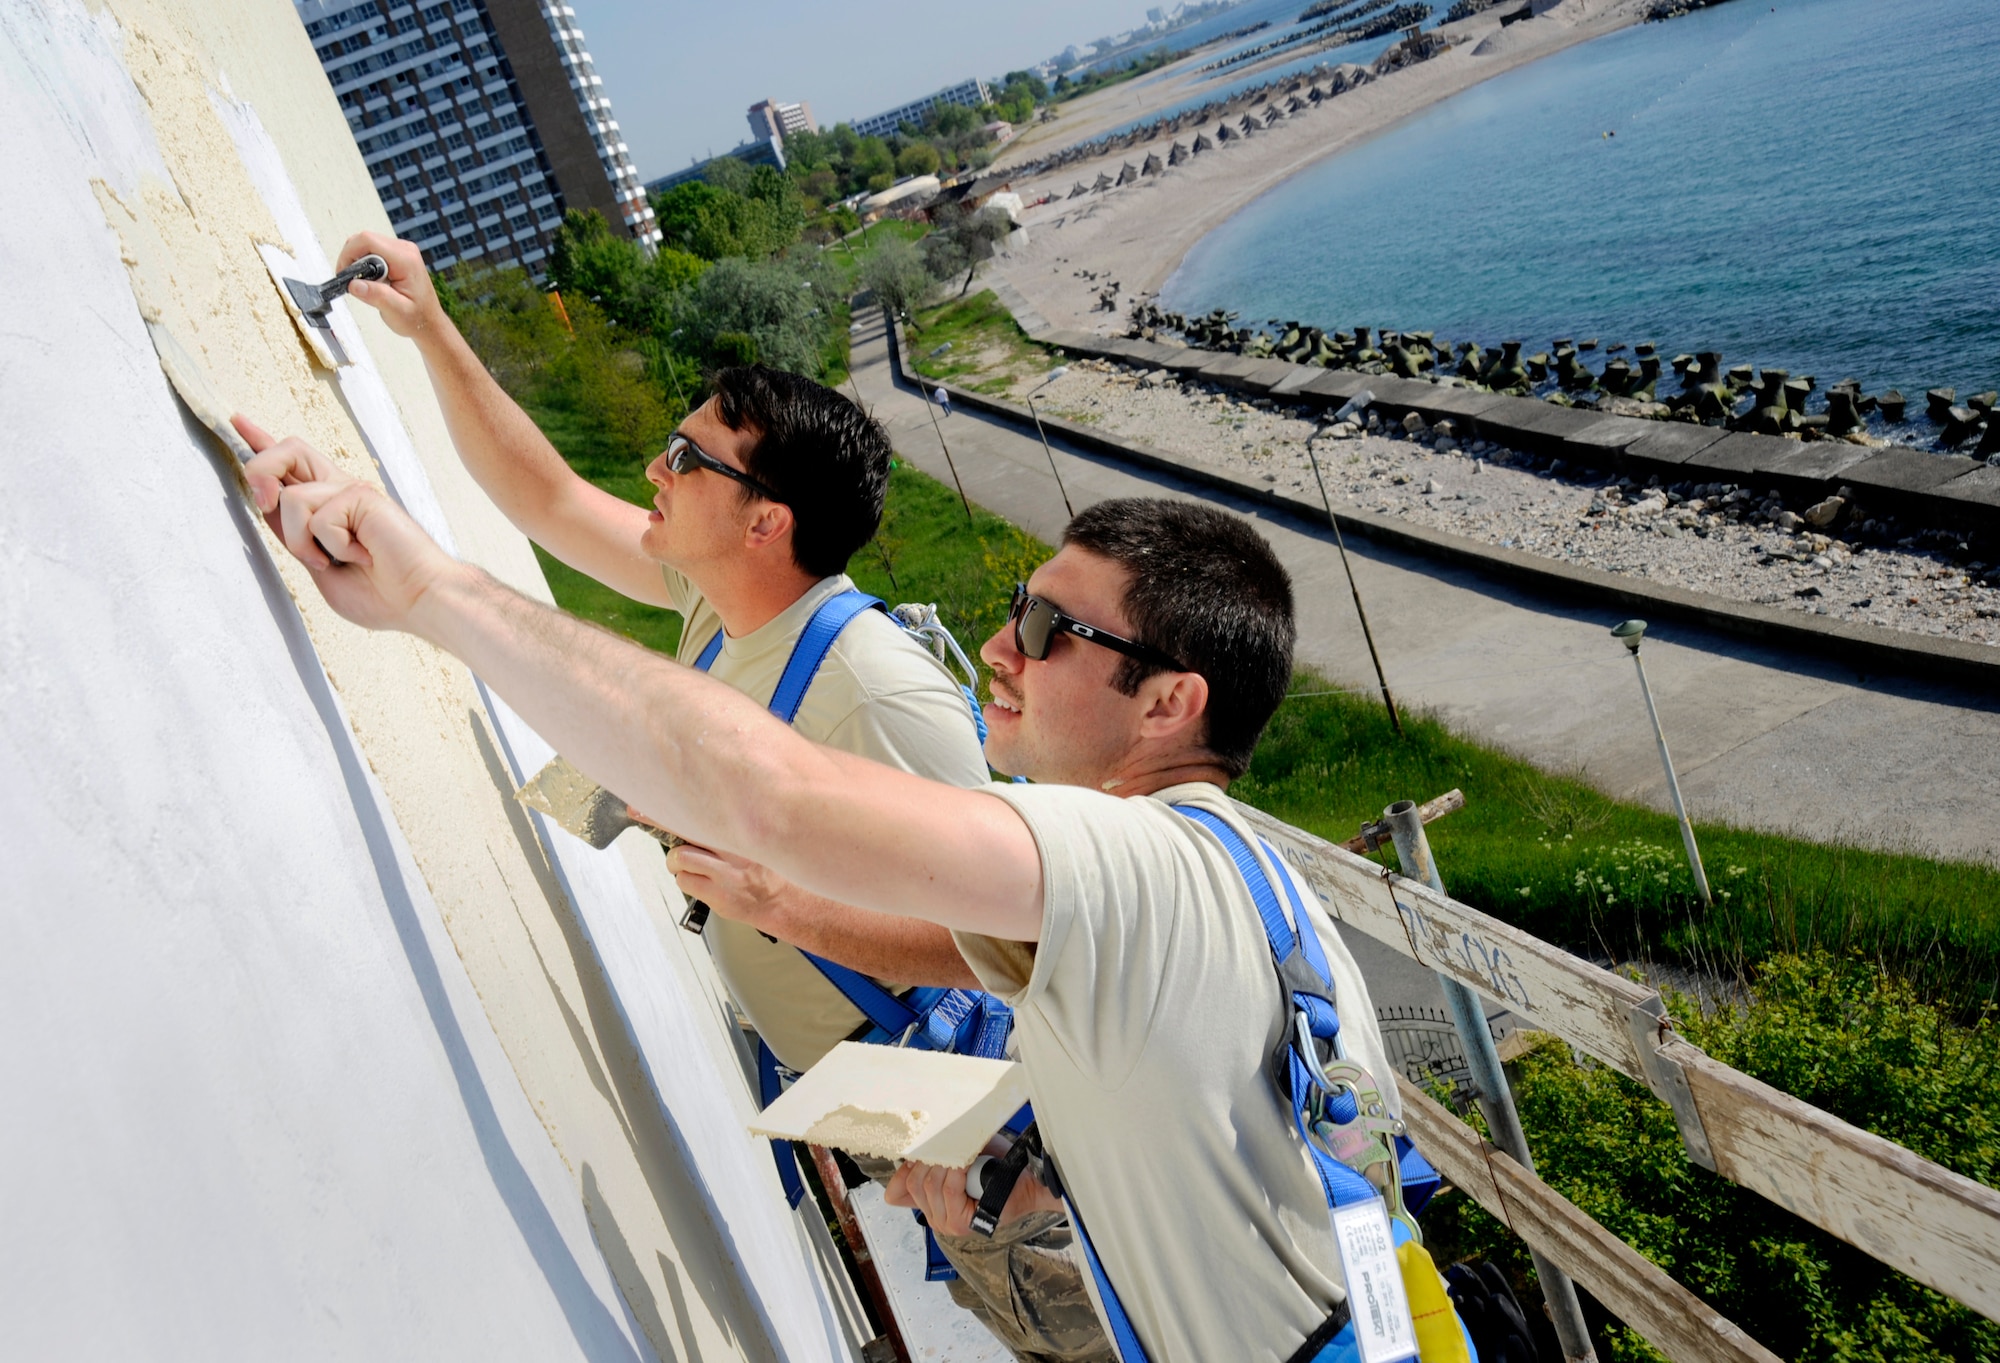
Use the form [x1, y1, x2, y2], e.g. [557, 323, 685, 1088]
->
[0, 2, 859, 1356]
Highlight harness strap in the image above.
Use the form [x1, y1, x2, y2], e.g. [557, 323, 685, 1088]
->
[756, 1040, 807, 1209]
[1174, 806, 1375, 1213]
[1066, 1193, 1153, 1363]
[701, 589, 1012, 1278]
[1053, 806, 1413, 1363]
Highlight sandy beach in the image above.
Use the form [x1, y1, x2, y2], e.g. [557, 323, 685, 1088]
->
[986, 0, 1656, 336]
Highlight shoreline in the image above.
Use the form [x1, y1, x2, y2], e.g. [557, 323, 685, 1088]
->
[987, 0, 1654, 336]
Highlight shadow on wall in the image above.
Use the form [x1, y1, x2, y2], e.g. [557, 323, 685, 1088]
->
[467, 706, 776, 1354]
[207, 412, 645, 1361]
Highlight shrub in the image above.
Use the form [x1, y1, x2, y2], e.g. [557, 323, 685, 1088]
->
[1425, 953, 2000, 1362]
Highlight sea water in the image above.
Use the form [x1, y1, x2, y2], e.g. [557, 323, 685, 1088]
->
[1162, 0, 2000, 402]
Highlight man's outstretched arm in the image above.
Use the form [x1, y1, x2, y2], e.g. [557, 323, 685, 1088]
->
[337, 232, 671, 607]
[661, 840, 984, 989]
[256, 467, 1045, 943]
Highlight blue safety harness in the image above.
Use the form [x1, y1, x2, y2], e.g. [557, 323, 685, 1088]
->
[696, 588, 1014, 1277]
[1047, 806, 1443, 1363]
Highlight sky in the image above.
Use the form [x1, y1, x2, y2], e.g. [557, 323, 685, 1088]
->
[570, 0, 1177, 181]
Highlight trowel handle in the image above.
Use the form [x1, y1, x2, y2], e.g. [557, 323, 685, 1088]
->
[322, 254, 389, 301]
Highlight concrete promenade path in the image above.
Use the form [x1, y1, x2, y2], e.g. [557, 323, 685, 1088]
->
[848, 306, 2000, 871]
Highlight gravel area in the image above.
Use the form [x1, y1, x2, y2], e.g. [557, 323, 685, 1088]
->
[1020, 358, 2000, 647]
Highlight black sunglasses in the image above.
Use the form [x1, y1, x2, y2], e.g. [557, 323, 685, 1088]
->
[665, 432, 782, 503]
[1009, 583, 1186, 672]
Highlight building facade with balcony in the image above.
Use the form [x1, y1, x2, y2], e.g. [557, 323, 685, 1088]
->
[296, 0, 658, 277]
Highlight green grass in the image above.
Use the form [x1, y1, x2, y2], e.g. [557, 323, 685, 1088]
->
[909, 290, 1054, 394]
[845, 461, 1049, 673]
[533, 544, 683, 658]
[1238, 684, 2000, 1012]
[524, 416, 2000, 1009]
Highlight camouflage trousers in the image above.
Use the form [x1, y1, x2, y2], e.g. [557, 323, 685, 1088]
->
[850, 1154, 1112, 1363]
[932, 1211, 1117, 1363]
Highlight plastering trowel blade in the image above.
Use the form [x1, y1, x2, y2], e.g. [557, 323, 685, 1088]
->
[515, 755, 680, 851]
[259, 241, 349, 369]
[144, 319, 256, 470]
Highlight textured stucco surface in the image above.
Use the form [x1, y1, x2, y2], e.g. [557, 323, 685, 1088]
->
[0, 1, 859, 1356]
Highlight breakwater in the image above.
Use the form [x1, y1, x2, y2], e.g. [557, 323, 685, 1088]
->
[1160, 0, 2000, 454]
[1127, 301, 2000, 461]
[1024, 28, 1448, 188]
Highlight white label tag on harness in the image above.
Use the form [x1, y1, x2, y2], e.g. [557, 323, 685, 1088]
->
[1331, 1199, 1417, 1363]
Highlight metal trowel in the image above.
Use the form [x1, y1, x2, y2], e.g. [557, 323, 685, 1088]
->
[513, 756, 714, 933]
[284, 253, 387, 333]
[261, 244, 386, 368]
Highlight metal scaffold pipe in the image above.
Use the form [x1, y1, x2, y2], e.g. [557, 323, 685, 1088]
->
[1383, 798, 1599, 1363]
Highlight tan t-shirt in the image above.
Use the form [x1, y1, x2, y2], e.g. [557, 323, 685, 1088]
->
[663, 567, 991, 1070]
[953, 780, 1400, 1363]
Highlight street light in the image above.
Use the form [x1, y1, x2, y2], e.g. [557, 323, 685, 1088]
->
[1025, 365, 1076, 519]
[1302, 408, 1401, 735]
[1612, 620, 1713, 907]
[918, 375, 975, 526]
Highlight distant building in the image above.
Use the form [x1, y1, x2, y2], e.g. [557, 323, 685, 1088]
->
[983, 120, 1015, 145]
[747, 99, 816, 143]
[643, 136, 785, 197]
[295, 0, 658, 276]
[850, 78, 991, 140]
[1057, 45, 1083, 68]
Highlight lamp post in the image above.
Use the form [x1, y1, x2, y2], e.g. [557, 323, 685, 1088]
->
[1303, 409, 1401, 736]
[1611, 620, 1712, 907]
[1024, 366, 1076, 520]
[919, 378, 974, 525]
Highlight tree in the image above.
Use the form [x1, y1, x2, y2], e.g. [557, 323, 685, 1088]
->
[548, 208, 650, 329]
[856, 234, 934, 322]
[895, 142, 941, 178]
[923, 204, 1015, 297]
[650, 164, 806, 262]
[550, 208, 706, 336]
[674, 256, 831, 377]
[852, 136, 894, 184]
[931, 103, 980, 137]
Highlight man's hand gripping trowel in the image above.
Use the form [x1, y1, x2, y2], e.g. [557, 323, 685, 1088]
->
[513, 756, 713, 933]
[273, 253, 388, 367]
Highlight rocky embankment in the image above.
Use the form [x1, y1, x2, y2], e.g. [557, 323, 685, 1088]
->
[1028, 358, 2000, 646]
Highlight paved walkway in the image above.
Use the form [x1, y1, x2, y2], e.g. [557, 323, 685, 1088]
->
[850, 307, 2000, 870]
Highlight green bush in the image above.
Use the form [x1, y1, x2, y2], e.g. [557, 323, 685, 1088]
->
[1424, 953, 2000, 1362]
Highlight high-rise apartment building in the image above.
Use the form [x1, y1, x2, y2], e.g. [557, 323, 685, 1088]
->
[296, 0, 658, 277]
[747, 99, 816, 143]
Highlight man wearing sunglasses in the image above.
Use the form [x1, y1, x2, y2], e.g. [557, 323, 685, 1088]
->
[249, 452, 1413, 1363]
[324, 233, 1110, 1362]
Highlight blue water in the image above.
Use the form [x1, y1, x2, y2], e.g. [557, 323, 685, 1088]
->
[1163, 0, 2000, 400]
[1100, 32, 1402, 141]
[1074, 0, 1324, 74]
